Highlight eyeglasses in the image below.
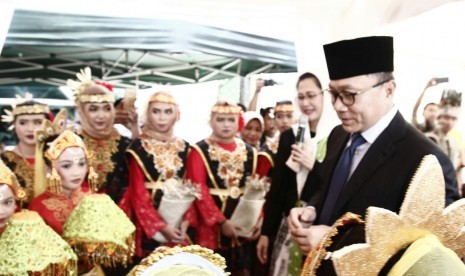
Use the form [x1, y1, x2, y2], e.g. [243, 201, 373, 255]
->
[324, 79, 393, 106]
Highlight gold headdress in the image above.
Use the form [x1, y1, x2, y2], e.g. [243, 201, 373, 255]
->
[45, 130, 92, 161]
[319, 155, 465, 275]
[34, 110, 98, 196]
[67, 67, 114, 104]
[274, 100, 294, 113]
[0, 159, 27, 202]
[45, 130, 98, 193]
[1, 92, 49, 130]
[149, 91, 177, 105]
[211, 101, 242, 115]
[0, 211, 77, 275]
[34, 109, 68, 197]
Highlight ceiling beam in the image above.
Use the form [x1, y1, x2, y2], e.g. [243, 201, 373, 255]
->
[246, 64, 274, 76]
[152, 71, 196, 83]
[128, 51, 148, 72]
[103, 50, 126, 78]
[198, 58, 241, 82]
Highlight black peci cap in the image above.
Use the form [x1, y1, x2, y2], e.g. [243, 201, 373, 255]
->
[324, 36, 394, 80]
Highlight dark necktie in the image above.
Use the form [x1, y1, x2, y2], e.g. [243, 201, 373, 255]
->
[319, 133, 366, 225]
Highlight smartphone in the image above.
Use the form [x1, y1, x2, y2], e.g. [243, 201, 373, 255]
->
[123, 89, 137, 111]
[435, 77, 449, 84]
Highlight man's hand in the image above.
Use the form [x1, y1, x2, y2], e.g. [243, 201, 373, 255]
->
[289, 225, 331, 255]
[256, 235, 269, 264]
[425, 77, 440, 89]
[256, 78, 265, 92]
[288, 207, 317, 231]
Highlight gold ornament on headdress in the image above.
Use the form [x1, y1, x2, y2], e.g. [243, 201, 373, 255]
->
[67, 67, 114, 104]
[149, 92, 177, 105]
[330, 155, 465, 275]
[0, 159, 27, 202]
[211, 102, 242, 114]
[45, 130, 98, 192]
[1, 92, 49, 130]
[34, 109, 69, 197]
[274, 101, 294, 113]
[45, 130, 91, 161]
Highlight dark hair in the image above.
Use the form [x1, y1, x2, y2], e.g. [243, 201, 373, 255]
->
[423, 102, 438, 111]
[42, 134, 59, 167]
[237, 103, 247, 112]
[296, 72, 322, 89]
[114, 98, 124, 108]
[260, 107, 273, 117]
[370, 72, 395, 82]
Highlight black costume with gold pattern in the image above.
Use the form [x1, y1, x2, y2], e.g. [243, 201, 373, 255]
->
[77, 129, 130, 203]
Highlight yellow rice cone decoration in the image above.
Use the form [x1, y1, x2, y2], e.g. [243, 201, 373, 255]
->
[0, 211, 77, 275]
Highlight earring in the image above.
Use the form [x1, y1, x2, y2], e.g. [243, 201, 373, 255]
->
[48, 168, 62, 194]
[87, 166, 99, 192]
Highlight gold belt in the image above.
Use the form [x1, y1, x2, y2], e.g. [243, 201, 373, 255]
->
[145, 182, 162, 200]
[209, 186, 245, 199]
[145, 182, 162, 191]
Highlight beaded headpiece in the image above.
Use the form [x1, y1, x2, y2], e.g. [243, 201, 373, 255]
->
[45, 130, 92, 161]
[210, 101, 245, 132]
[274, 100, 294, 113]
[0, 159, 27, 202]
[1, 92, 49, 130]
[43, 130, 98, 194]
[67, 67, 115, 104]
[149, 91, 177, 105]
[211, 101, 242, 115]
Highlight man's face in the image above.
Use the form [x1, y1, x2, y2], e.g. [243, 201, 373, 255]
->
[329, 75, 394, 133]
[438, 114, 457, 134]
[147, 102, 177, 134]
[210, 113, 238, 141]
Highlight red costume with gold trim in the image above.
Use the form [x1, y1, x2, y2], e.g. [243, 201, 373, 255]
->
[187, 137, 262, 273]
[28, 184, 90, 235]
[119, 135, 191, 258]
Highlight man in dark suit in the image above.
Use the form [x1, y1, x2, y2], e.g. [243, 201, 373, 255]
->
[288, 36, 459, 254]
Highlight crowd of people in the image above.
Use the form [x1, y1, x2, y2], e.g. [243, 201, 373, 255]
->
[0, 35, 464, 275]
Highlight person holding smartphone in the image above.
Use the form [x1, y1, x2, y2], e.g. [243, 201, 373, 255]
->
[411, 77, 448, 133]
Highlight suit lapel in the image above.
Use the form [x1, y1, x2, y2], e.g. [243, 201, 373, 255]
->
[333, 112, 407, 214]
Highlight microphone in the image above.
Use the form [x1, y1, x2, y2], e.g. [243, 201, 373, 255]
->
[295, 115, 309, 147]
